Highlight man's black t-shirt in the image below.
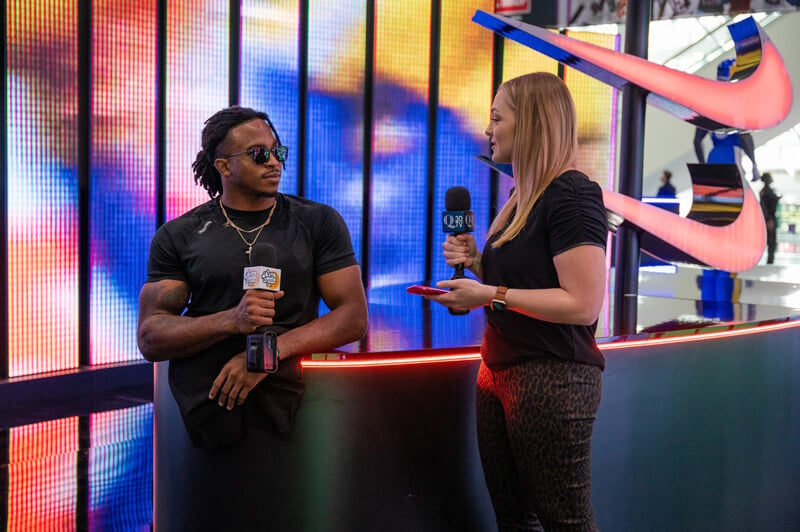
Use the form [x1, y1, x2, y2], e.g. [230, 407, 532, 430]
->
[481, 171, 608, 370]
[146, 193, 357, 448]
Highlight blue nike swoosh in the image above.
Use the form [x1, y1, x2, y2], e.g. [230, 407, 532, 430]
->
[471, 10, 793, 131]
[474, 156, 765, 272]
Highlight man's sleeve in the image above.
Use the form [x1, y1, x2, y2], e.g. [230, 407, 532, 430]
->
[146, 225, 188, 283]
[314, 206, 358, 277]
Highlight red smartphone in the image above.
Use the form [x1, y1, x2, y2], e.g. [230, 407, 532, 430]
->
[406, 285, 448, 296]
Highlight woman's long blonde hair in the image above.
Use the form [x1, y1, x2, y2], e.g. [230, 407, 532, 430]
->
[488, 72, 578, 247]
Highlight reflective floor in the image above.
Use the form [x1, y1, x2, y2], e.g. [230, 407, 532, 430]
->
[2, 250, 799, 531]
[1, 404, 154, 531]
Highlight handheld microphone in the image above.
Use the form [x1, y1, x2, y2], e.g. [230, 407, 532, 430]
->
[443, 186, 474, 315]
[244, 243, 281, 373]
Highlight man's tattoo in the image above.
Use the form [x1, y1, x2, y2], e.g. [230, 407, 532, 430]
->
[161, 284, 190, 314]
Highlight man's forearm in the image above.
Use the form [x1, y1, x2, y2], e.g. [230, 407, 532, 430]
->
[138, 310, 236, 362]
[275, 303, 368, 360]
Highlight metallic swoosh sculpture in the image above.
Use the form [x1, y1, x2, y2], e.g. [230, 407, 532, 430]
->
[475, 156, 765, 272]
[471, 10, 793, 130]
[603, 165, 765, 271]
[473, 11, 791, 271]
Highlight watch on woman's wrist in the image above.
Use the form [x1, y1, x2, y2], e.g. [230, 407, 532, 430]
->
[490, 286, 508, 311]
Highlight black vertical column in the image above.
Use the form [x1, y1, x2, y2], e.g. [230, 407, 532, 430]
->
[156, 0, 167, 229]
[76, 1, 93, 526]
[425, 0, 441, 284]
[361, 0, 375, 289]
[297, 0, 309, 198]
[489, 32, 503, 223]
[358, 0, 376, 352]
[1, 0, 8, 379]
[422, 0, 442, 347]
[77, 0, 92, 367]
[613, 1, 651, 336]
[229, 0, 240, 106]
[0, 430, 7, 531]
[76, 416, 90, 531]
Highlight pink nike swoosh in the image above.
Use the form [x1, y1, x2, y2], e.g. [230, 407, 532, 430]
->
[472, 10, 793, 131]
[602, 185, 765, 272]
[474, 155, 765, 272]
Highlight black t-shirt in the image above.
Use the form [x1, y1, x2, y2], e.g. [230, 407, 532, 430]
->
[146, 193, 357, 448]
[481, 170, 608, 370]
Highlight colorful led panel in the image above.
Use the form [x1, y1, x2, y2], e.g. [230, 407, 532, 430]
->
[6, 0, 79, 376]
[165, 0, 229, 221]
[6, 418, 79, 530]
[240, 0, 300, 197]
[432, 0, 495, 283]
[303, 0, 366, 262]
[90, 0, 157, 365]
[89, 404, 153, 531]
[563, 30, 619, 192]
[502, 31, 559, 81]
[368, 0, 431, 288]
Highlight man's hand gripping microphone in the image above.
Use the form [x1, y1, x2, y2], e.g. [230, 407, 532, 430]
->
[443, 186, 474, 315]
[243, 243, 281, 373]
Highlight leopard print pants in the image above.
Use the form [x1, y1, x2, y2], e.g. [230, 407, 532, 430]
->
[476, 358, 602, 531]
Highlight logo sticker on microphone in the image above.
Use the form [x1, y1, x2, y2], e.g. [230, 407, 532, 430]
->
[261, 269, 279, 288]
[442, 211, 474, 233]
[243, 266, 282, 291]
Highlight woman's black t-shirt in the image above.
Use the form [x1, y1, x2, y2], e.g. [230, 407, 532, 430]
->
[481, 170, 608, 370]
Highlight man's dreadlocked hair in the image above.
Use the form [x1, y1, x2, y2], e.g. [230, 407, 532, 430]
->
[191, 106, 282, 198]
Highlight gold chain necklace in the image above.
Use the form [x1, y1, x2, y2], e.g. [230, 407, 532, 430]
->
[219, 200, 277, 258]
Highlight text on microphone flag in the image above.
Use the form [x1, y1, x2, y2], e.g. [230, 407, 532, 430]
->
[442, 210, 474, 233]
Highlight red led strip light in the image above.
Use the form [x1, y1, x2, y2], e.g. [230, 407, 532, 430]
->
[302, 318, 800, 368]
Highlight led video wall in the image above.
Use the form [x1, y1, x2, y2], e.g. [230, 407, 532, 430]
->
[91, 0, 157, 366]
[7, 1, 80, 376]
[3, 3, 617, 525]
[5, 404, 153, 530]
[4, 0, 617, 374]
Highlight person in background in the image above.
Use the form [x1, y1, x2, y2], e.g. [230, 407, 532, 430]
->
[657, 169, 677, 197]
[429, 72, 608, 531]
[759, 172, 781, 264]
[136, 105, 368, 528]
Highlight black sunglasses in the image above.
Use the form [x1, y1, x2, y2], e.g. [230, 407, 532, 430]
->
[224, 145, 289, 164]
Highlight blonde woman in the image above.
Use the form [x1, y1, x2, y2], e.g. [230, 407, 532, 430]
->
[430, 72, 608, 531]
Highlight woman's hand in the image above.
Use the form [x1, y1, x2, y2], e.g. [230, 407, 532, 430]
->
[442, 234, 481, 278]
[442, 234, 475, 268]
[427, 278, 495, 312]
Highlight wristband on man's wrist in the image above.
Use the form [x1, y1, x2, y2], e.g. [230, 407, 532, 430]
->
[245, 330, 279, 373]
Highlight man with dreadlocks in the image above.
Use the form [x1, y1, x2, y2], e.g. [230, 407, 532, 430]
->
[137, 106, 368, 528]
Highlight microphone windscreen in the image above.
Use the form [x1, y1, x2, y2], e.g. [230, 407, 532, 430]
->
[250, 243, 277, 267]
[445, 186, 471, 211]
